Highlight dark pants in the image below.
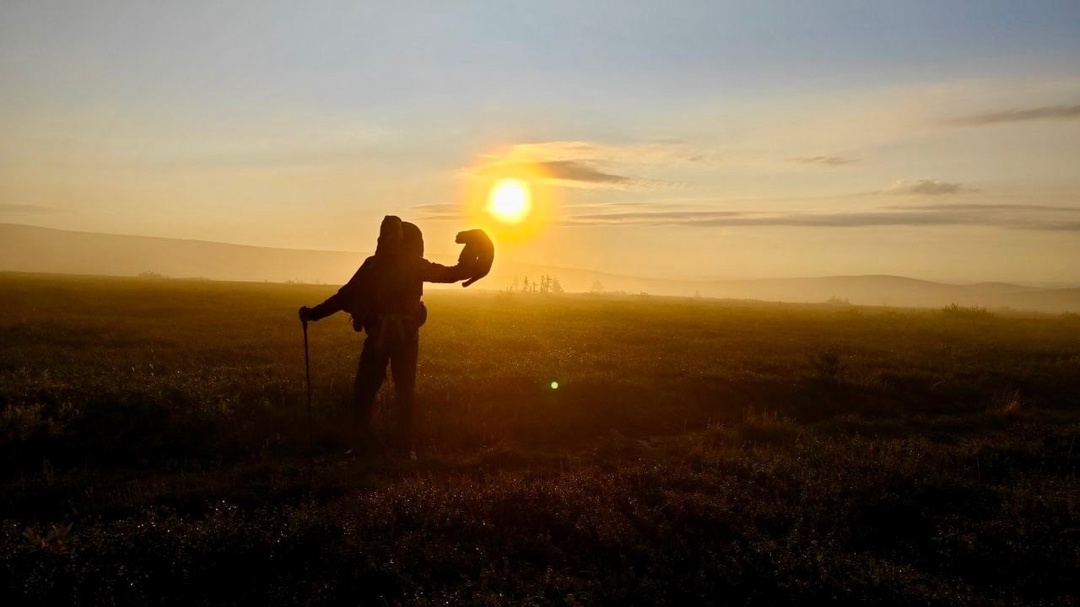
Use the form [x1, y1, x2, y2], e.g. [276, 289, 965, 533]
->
[353, 320, 419, 449]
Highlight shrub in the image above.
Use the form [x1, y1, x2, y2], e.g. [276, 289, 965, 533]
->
[808, 347, 848, 385]
[941, 303, 992, 319]
[0, 403, 45, 442]
[737, 408, 798, 444]
[987, 388, 1029, 421]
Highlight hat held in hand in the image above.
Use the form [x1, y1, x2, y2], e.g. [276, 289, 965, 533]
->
[455, 229, 494, 287]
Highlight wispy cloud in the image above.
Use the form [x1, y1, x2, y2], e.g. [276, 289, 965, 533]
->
[793, 155, 858, 166]
[884, 179, 974, 196]
[466, 139, 701, 190]
[410, 203, 458, 213]
[568, 210, 744, 224]
[507, 140, 703, 165]
[949, 104, 1080, 126]
[883, 203, 1080, 212]
[470, 158, 646, 188]
[0, 204, 65, 214]
[538, 160, 634, 185]
[561, 202, 1080, 231]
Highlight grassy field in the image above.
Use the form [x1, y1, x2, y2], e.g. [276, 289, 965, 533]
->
[1, 272, 1078, 605]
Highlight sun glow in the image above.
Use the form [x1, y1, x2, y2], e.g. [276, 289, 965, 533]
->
[464, 155, 556, 242]
[486, 179, 532, 224]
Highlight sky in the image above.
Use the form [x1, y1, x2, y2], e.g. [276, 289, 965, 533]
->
[2, 1, 1079, 284]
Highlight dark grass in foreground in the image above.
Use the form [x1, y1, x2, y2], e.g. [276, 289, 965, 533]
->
[1, 273, 1078, 605]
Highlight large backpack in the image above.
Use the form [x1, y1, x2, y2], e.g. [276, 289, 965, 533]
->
[345, 222, 428, 332]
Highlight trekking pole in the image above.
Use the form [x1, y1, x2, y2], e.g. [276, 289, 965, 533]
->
[302, 319, 314, 481]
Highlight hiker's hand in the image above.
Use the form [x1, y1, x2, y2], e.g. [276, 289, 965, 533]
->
[298, 306, 313, 324]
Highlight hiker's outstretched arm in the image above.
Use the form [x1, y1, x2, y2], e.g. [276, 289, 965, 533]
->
[418, 258, 472, 284]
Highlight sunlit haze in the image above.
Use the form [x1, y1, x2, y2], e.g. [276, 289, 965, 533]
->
[1, 2, 1079, 284]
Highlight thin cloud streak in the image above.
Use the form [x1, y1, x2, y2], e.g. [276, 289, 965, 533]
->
[883, 203, 1080, 212]
[0, 204, 66, 214]
[466, 139, 702, 190]
[950, 104, 1080, 126]
[569, 210, 745, 223]
[539, 160, 633, 184]
[508, 140, 704, 165]
[793, 155, 858, 166]
[410, 203, 459, 212]
[561, 203, 1080, 231]
[470, 158, 660, 189]
[884, 179, 974, 196]
[1040, 222, 1080, 231]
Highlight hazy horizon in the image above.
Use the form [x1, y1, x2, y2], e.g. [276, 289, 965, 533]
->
[6, 221, 1080, 290]
[2, 2, 1079, 283]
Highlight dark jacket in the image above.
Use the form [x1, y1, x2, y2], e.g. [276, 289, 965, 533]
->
[307, 253, 471, 327]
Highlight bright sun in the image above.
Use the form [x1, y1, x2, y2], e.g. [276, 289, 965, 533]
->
[486, 179, 532, 224]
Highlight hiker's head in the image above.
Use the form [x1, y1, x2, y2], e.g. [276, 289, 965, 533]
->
[402, 221, 424, 257]
[375, 215, 403, 256]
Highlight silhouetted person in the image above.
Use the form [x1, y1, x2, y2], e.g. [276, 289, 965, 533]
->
[298, 216, 492, 455]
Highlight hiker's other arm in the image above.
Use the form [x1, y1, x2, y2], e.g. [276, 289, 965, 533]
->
[301, 262, 369, 321]
[302, 291, 346, 322]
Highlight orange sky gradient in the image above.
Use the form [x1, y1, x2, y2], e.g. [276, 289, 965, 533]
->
[2, 3, 1079, 284]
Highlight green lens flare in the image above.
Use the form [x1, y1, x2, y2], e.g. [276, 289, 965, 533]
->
[550, 381, 559, 390]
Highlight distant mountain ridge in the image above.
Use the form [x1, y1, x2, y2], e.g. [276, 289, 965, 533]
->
[2, 223, 1078, 313]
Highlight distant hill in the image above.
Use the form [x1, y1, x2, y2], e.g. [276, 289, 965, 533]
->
[0, 223, 368, 285]
[2, 223, 1078, 312]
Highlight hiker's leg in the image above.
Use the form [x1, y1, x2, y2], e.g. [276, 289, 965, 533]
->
[390, 331, 419, 452]
[353, 337, 389, 436]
